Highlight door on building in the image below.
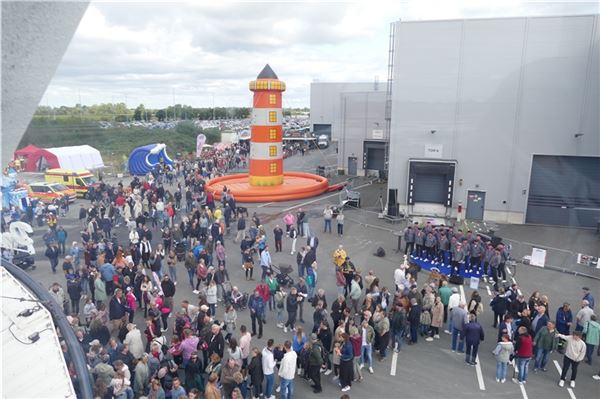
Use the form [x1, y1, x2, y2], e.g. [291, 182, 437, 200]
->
[407, 161, 456, 207]
[348, 156, 357, 176]
[526, 155, 600, 227]
[363, 141, 386, 171]
[466, 191, 486, 220]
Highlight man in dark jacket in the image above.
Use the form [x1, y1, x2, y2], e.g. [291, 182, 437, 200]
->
[109, 289, 128, 336]
[161, 275, 176, 311]
[284, 287, 299, 333]
[533, 320, 557, 372]
[207, 323, 225, 359]
[273, 225, 284, 252]
[408, 298, 421, 344]
[249, 290, 265, 338]
[308, 333, 324, 393]
[463, 313, 484, 365]
[45, 243, 60, 273]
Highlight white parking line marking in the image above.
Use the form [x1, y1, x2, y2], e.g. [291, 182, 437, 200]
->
[512, 361, 529, 399]
[553, 360, 577, 399]
[475, 354, 486, 390]
[459, 285, 466, 302]
[486, 286, 492, 296]
[390, 350, 398, 376]
[281, 181, 373, 212]
[507, 267, 512, 275]
[257, 202, 274, 208]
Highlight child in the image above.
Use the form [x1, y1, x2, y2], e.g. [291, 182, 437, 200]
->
[83, 297, 97, 326]
[332, 342, 341, 381]
[493, 334, 514, 383]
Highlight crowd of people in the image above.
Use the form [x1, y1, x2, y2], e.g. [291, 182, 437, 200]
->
[2, 152, 599, 399]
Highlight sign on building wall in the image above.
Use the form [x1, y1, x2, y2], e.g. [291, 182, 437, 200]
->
[372, 129, 384, 139]
[424, 144, 443, 158]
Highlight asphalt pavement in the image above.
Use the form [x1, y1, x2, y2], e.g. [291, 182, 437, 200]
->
[21, 146, 600, 399]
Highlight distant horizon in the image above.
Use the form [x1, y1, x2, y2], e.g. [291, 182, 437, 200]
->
[41, 1, 598, 108]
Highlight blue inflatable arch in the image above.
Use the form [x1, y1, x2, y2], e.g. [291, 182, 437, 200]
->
[128, 143, 174, 176]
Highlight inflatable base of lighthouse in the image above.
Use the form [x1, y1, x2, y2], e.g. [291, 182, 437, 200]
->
[205, 64, 328, 203]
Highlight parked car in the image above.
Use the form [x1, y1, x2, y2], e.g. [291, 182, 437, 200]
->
[28, 182, 77, 203]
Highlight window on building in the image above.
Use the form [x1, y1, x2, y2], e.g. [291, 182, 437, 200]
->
[269, 145, 277, 157]
[270, 163, 277, 174]
[269, 128, 277, 140]
[269, 111, 277, 123]
[269, 94, 276, 105]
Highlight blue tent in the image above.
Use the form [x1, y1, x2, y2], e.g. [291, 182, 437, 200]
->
[127, 143, 174, 176]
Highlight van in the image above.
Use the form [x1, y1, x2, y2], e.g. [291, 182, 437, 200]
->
[317, 134, 329, 149]
[28, 182, 77, 203]
[45, 168, 97, 198]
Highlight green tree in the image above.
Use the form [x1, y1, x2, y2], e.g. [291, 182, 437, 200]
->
[133, 104, 145, 121]
[156, 109, 166, 121]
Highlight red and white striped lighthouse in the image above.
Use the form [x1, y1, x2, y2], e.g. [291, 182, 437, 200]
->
[248, 64, 286, 186]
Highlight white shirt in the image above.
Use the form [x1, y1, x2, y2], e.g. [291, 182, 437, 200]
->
[448, 293, 461, 310]
[278, 350, 297, 380]
[262, 347, 275, 375]
[394, 268, 404, 287]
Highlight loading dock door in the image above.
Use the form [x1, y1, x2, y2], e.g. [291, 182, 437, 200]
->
[407, 161, 456, 207]
[313, 124, 331, 138]
[363, 141, 386, 171]
[526, 155, 600, 227]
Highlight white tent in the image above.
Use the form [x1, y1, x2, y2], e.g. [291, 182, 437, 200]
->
[46, 145, 104, 170]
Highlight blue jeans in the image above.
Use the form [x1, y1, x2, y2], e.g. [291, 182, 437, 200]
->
[516, 357, 530, 382]
[280, 377, 294, 399]
[393, 329, 404, 351]
[264, 373, 274, 398]
[187, 269, 195, 288]
[361, 344, 373, 368]
[534, 347, 550, 369]
[324, 220, 331, 233]
[169, 266, 177, 282]
[410, 323, 418, 343]
[496, 361, 508, 380]
[451, 328, 464, 352]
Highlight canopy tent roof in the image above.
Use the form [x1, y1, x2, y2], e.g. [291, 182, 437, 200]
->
[13, 144, 59, 172]
[45, 145, 104, 170]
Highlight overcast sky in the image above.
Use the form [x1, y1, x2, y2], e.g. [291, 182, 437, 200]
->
[41, 0, 598, 109]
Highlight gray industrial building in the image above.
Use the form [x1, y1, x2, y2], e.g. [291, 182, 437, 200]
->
[312, 14, 600, 227]
[310, 82, 382, 140]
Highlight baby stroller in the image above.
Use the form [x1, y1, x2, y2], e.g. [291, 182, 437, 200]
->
[272, 263, 294, 288]
[175, 240, 186, 261]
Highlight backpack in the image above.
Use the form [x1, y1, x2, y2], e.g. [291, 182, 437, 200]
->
[374, 247, 386, 257]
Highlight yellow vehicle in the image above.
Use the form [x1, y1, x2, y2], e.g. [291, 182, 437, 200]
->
[44, 169, 98, 198]
[28, 182, 77, 203]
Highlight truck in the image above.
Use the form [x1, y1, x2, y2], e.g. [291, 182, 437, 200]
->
[317, 134, 329, 149]
[44, 168, 98, 198]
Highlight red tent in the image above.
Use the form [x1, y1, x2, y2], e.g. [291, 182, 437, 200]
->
[13, 144, 59, 172]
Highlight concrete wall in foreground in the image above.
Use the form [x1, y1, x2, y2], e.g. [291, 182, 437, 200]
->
[1, 1, 89, 166]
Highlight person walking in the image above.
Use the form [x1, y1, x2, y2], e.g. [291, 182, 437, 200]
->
[279, 340, 297, 399]
[557, 330, 587, 388]
[513, 326, 533, 385]
[284, 287, 299, 333]
[533, 320, 557, 372]
[463, 313, 484, 366]
[493, 334, 514, 383]
[260, 246, 272, 282]
[273, 225, 284, 253]
[45, 243, 60, 274]
[289, 226, 298, 255]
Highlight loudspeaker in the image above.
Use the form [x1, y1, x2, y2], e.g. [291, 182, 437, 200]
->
[388, 204, 399, 217]
[449, 275, 464, 285]
[388, 189, 397, 205]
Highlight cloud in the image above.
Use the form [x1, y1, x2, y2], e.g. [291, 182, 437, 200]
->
[41, 0, 598, 108]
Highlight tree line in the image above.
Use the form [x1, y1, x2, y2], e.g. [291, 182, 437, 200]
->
[34, 103, 307, 122]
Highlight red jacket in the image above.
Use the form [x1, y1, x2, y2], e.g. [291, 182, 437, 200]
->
[350, 335, 362, 357]
[515, 334, 533, 358]
[256, 283, 270, 302]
